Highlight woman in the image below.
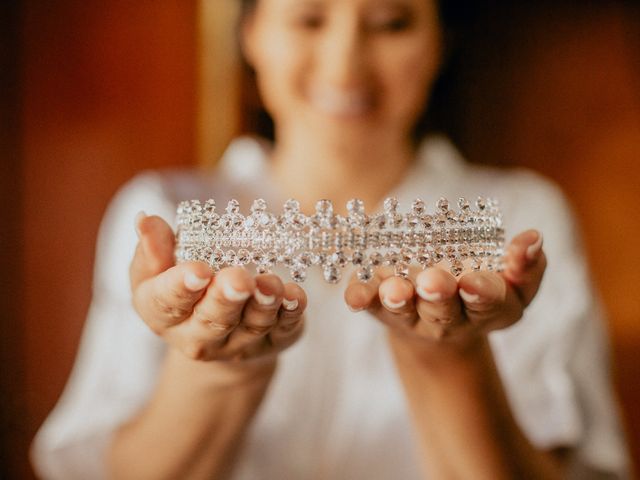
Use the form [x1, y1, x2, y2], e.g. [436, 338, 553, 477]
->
[32, 0, 629, 478]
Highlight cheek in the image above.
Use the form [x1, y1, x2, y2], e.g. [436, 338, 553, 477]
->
[252, 32, 309, 115]
[377, 38, 440, 119]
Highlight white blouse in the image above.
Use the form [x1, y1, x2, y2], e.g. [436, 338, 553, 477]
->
[32, 135, 630, 479]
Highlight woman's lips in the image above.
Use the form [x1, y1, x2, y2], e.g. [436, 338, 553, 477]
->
[308, 87, 375, 118]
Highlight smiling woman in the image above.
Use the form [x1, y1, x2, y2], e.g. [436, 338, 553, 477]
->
[29, 1, 632, 479]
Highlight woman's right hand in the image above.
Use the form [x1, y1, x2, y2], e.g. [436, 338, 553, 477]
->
[129, 213, 307, 371]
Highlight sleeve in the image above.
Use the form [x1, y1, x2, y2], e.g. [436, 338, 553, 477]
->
[30, 171, 178, 480]
[488, 173, 631, 478]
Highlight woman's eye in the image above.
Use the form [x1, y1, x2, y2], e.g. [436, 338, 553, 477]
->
[294, 14, 324, 30]
[371, 16, 411, 33]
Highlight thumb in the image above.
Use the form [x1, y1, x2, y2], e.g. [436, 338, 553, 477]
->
[130, 212, 176, 290]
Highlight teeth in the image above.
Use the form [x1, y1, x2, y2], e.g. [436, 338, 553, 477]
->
[309, 88, 372, 116]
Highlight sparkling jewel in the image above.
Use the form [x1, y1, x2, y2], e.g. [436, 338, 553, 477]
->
[175, 196, 504, 283]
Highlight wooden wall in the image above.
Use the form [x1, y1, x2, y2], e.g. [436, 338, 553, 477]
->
[452, 4, 640, 473]
[7, 1, 198, 478]
[3, 1, 639, 478]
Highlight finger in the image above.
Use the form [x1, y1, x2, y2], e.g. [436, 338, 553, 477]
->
[502, 229, 547, 307]
[269, 283, 307, 349]
[130, 213, 176, 290]
[280, 282, 308, 317]
[133, 261, 213, 332]
[375, 276, 418, 330]
[190, 267, 255, 342]
[224, 274, 284, 352]
[457, 271, 523, 331]
[413, 268, 461, 336]
[344, 267, 393, 312]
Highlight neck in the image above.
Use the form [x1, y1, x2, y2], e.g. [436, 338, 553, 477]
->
[269, 127, 416, 215]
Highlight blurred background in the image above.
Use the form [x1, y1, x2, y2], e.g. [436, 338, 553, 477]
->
[1, 1, 639, 478]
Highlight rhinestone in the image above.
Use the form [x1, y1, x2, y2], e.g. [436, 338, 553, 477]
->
[292, 213, 306, 229]
[236, 248, 250, 265]
[251, 249, 264, 264]
[346, 198, 365, 216]
[411, 198, 425, 215]
[258, 213, 271, 226]
[225, 199, 240, 214]
[385, 251, 401, 266]
[383, 197, 398, 214]
[394, 262, 409, 278]
[190, 200, 202, 213]
[351, 250, 365, 265]
[458, 197, 470, 211]
[311, 252, 327, 265]
[406, 215, 420, 228]
[291, 266, 307, 283]
[204, 199, 216, 215]
[357, 264, 374, 283]
[331, 251, 348, 267]
[476, 196, 486, 210]
[177, 201, 189, 215]
[265, 250, 278, 266]
[370, 252, 383, 266]
[212, 248, 224, 264]
[323, 265, 340, 284]
[223, 250, 236, 265]
[283, 198, 300, 215]
[297, 252, 313, 267]
[390, 213, 403, 228]
[257, 265, 270, 274]
[251, 198, 267, 214]
[437, 197, 449, 212]
[450, 260, 463, 276]
[315, 199, 334, 217]
[416, 250, 433, 267]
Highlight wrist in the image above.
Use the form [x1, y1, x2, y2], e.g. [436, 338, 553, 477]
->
[166, 347, 278, 391]
[387, 329, 490, 372]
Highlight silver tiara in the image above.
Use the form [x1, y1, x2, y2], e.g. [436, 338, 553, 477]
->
[174, 197, 505, 284]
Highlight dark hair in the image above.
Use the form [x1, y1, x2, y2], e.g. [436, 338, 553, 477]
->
[237, 0, 484, 143]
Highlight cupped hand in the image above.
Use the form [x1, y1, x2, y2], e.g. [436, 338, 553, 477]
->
[130, 213, 307, 366]
[344, 230, 546, 350]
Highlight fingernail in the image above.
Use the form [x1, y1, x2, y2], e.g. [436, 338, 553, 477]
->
[382, 297, 406, 310]
[184, 272, 211, 291]
[348, 305, 364, 313]
[254, 288, 276, 306]
[134, 211, 147, 238]
[223, 283, 251, 302]
[416, 285, 442, 303]
[459, 288, 481, 304]
[526, 232, 543, 261]
[282, 298, 299, 311]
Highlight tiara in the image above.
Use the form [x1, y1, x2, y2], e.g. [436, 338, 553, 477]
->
[174, 197, 505, 284]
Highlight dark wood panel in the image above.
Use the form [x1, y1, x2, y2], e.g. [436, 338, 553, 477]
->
[20, 1, 198, 477]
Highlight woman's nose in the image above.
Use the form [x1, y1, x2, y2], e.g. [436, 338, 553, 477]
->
[317, 20, 368, 88]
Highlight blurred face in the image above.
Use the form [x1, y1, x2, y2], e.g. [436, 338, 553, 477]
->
[243, 0, 442, 140]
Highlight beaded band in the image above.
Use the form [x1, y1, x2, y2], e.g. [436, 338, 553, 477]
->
[175, 196, 505, 284]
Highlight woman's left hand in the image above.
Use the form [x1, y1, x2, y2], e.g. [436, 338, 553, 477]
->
[344, 229, 546, 351]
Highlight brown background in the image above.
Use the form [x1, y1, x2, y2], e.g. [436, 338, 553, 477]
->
[2, 1, 639, 478]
